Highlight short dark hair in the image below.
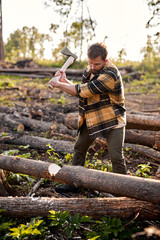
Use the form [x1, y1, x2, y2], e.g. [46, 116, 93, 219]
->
[87, 43, 108, 61]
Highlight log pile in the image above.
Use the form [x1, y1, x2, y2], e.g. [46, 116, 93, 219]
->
[0, 62, 144, 81]
[0, 155, 160, 219]
[0, 101, 160, 220]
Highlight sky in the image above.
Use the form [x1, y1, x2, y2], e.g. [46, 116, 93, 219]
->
[2, 0, 152, 61]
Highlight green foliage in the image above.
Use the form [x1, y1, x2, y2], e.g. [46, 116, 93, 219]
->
[46, 144, 63, 166]
[85, 152, 112, 172]
[0, 209, 150, 239]
[136, 164, 152, 178]
[64, 153, 73, 163]
[48, 210, 91, 238]
[7, 173, 34, 186]
[48, 95, 69, 105]
[85, 217, 125, 240]
[0, 210, 15, 240]
[5, 26, 51, 61]
[9, 218, 44, 239]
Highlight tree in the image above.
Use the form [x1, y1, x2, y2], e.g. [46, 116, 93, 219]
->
[146, 0, 160, 44]
[117, 48, 127, 63]
[5, 26, 51, 61]
[47, 0, 96, 59]
[140, 35, 160, 73]
[146, 0, 160, 29]
[0, 0, 4, 63]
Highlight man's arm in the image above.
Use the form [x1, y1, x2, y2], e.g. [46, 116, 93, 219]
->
[48, 71, 77, 96]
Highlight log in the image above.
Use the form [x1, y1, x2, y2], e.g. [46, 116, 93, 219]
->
[0, 155, 160, 204]
[65, 113, 160, 149]
[0, 113, 52, 132]
[125, 129, 160, 149]
[126, 114, 160, 131]
[124, 143, 160, 162]
[0, 133, 74, 153]
[0, 113, 76, 137]
[0, 113, 25, 132]
[65, 112, 160, 131]
[0, 196, 160, 220]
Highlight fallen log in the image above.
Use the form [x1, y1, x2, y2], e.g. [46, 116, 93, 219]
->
[0, 113, 52, 132]
[65, 113, 160, 149]
[0, 113, 25, 132]
[0, 154, 160, 204]
[0, 133, 74, 153]
[0, 196, 160, 220]
[0, 113, 76, 137]
[125, 129, 160, 149]
[126, 114, 160, 131]
[65, 112, 160, 131]
[124, 143, 160, 162]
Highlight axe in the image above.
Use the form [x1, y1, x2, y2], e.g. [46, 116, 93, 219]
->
[48, 47, 78, 90]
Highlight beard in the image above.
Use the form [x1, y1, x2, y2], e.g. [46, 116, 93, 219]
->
[91, 69, 98, 75]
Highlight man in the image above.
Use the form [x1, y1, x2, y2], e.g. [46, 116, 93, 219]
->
[48, 43, 127, 193]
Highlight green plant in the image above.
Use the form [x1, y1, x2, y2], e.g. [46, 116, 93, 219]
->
[85, 217, 125, 240]
[9, 218, 44, 239]
[48, 210, 91, 238]
[64, 153, 73, 163]
[0, 210, 15, 240]
[46, 144, 63, 166]
[7, 173, 34, 186]
[136, 164, 152, 178]
[85, 158, 112, 172]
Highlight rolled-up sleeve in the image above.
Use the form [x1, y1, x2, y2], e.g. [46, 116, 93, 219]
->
[76, 74, 115, 98]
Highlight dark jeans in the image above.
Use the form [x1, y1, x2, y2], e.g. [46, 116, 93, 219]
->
[72, 122, 127, 174]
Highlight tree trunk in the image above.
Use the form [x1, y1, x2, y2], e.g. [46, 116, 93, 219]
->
[126, 114, 160, 131]
[0, 196, 159, 220]
[0, 0, 4, 63]
[0, 113, 52, 132]
[0, 113, 76, 136]
[0, 155, 160, 204]
[0, 133, 74, 153]
[125, 129, 160, 149]
[0, 113, 25, 132]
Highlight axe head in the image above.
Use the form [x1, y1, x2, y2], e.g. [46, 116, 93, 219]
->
[60, 47, 78, 61]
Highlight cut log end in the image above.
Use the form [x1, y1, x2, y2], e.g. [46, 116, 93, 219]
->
[48, 164, 61, 177]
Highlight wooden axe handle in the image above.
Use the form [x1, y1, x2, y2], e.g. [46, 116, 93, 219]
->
[48, 56, 75, 90]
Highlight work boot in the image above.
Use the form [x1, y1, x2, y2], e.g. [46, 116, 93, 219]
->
[55, 184, 80, 193]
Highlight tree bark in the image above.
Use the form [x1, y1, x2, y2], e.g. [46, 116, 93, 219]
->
[125, 129, 160, 149]
[0, 113, 52, 132]
[0, 133, 74, 153]
[0, 113, 76, 137]
[0, 155, 160, 204]
[0, 196, 159, 220]
[0, 113, 25, 132]
[126, 113, 160, 131]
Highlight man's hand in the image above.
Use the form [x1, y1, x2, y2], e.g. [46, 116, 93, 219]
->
[48, 70, 77, 96]
[48, 71, 67, 88]
[55, 71, 67, 83]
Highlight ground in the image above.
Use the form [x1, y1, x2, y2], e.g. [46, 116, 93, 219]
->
[0, 74, 159, 197]
[0, 74, 160, 239]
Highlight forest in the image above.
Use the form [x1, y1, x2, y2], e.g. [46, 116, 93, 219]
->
[0, 0, 160, 239]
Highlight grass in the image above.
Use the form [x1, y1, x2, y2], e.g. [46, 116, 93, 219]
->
[124, 73, 160, 95]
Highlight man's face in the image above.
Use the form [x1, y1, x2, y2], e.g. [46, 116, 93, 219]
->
[88, 55, 106, 75]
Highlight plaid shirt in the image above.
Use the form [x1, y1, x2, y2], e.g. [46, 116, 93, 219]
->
[75, 60, 126, 139]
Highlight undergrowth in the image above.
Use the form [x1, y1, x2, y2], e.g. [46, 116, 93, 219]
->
[0, 210, 147, 240]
